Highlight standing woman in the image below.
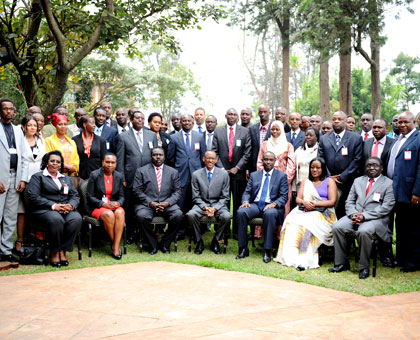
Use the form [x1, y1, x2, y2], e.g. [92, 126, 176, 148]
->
[45, 113, 79, 177]
[73, 116, 107, 180]
[148, 112, 171, 160]
[15, 115, 47, 253]
[257, 120, 296, 216]
[86, 153, 125, 259]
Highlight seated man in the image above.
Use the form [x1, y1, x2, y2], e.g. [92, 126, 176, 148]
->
[236, 151, 289, 263]
[329, 157, 395, 279]
[187, 151, 231, 255]
[133, 147, 183, 254]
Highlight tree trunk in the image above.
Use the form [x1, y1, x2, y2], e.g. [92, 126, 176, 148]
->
[281, 18, 290, 114]
[41, 69, 69, 116]
[339, 24, 352, 115]
[319, 58, 330, 121]
[370, 2, 381, 118]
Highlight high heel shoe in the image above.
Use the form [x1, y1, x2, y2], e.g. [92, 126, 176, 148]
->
[60, 260, 69, 267]
[51, 261, 61, 268]
[112, 250, 122, 260]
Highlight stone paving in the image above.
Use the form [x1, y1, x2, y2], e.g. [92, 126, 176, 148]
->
[0, 261, 419, 339]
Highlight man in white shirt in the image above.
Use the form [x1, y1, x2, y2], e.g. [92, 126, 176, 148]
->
[193, 107, 206, 134]
[360, 113, 374, 140]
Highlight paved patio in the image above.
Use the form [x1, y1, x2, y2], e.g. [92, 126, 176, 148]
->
[0, 261, 419, 339]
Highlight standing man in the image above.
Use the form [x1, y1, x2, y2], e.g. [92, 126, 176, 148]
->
[115, 108, 129, 134]
[249, 104, 271, 173]
[275, 107, 291, 133]
[187, 151, 231, 255]
[203, 115, 217, 152]
[388, 114, 400, 139]
[0, 99, 29, 263]
[346, 116, 356, 132]
[310, 115, 322, 131]
[133, 147, 183, 254]
[286, 112, 305, 150]
[236, 151, 288, 263]
[387, 111, 420, 272]
[170, 113, 182, 135]
[240, 108, 252, 128]
[27, 106, 42, 116]
[193, 107, 206, 134]
[360, 113, 374, 140]
[93, 106, 119, 152]
[101, 101, 118, 129]
[212, 108, 251, 239]
[160, 118, 168, 133]
[321, 120, 333, 135]
[68, 108, 86, 136]
[318, 111, 363, 218]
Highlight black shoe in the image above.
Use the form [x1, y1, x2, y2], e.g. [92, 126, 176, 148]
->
[112, 250, 122, 260]
[328, 263, 350, 273]
[263, 250, 271, 263]
[60, 260, 69, 266]
[0, 254, 19, 263]
[210, 238, 221, 255]
[381, 257, 395, 268]
[149, 248, 158, 255]
[400, 266, 420, 273]
[359, 268, 369, 279]
[51, 261, 61, 268]
[194, 239, 204, 255]
[235, 247, 249, 259]
[296, 265, 306, 271]
[160, 246, 171, 254]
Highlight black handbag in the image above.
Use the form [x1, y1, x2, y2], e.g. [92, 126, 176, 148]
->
[19, 243, 46, 265]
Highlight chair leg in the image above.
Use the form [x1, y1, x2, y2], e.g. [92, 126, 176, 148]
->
[88, 223, 92, 258]
[188, 229, 192, 252]
[250, 225, 256, 248]
[224, 233, 228, 254]
[174, 233, 178, 253]
[43, 232, 49, 265]
[78, 231, 82, 260]
[372, 239, 378, 278]
[123, 224, 127, 254]
[353, 239, 359, 263]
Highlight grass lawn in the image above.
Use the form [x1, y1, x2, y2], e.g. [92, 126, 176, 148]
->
[1, 231, 419, 297]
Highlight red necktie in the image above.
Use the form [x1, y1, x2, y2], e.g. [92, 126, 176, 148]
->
[366, 178, 374, 196]
[364, 132, 369, 140]
[156, 167, 162, 192]
[228, 126, 234, 162]
[371, 140, 379, 157]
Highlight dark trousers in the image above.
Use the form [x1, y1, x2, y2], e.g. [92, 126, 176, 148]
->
[230, 177, 247, 236]
[187, 206, 231, 242]
[336, 184, 351, 219]
[237, 203, 283, 250]
[136, 206, 183, 249]
[33, 210, 82, 252]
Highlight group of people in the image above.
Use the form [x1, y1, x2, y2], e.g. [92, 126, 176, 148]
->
[1, 98, 419, 279]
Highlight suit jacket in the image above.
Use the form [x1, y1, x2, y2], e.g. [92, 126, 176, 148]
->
[191, 167, 230, 211]
[284, 122, 291, 133]
[167, 130, 206, 187]
[345, 175, 395, 241]
[249, 123, 271, 172]
[0, 122, 29, 187]
[24, 135, 46, 180]
[108, 119, 118, 130]
[212, 125, 251, 180]
[132, 163, 181, 213]
[242, 169, 289, 208]
[318, 130, 363, 189]
[99, 124, 119, 153]
[116, 127, 158, 187]
[389, 129, 420, 203]
[361, 136, 394, 176]
[158, 131, 172, 165]
[202, 131, 215, 151]
[73, 133, 107, 180]
[27, 171, 80, 214]
[86, 168, 125, 214]
[286, 130, 305, 151]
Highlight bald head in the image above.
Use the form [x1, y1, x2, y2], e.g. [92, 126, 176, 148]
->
[398, 111, 416, 135]
[258, 104, 270, 124]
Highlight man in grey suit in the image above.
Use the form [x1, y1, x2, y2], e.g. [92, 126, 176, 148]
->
[116, 110, 157, 242]
[187, 151, 231, 255]
[0, 99, 29, 263]
[329, 157, 395, 279]
[133, 147, 183, 254]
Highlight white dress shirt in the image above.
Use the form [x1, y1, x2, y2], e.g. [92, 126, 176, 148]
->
[254, 169, 274, 203]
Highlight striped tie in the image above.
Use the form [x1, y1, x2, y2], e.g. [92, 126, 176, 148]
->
[228, 126, 234, 162]
[156, 167, 162, 192]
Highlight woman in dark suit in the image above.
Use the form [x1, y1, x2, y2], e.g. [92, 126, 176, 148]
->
[86, 153, 125, 259]
[27, 150, 83, 268]
[148, 112, 171, 163]
[73, 116, 107, 180]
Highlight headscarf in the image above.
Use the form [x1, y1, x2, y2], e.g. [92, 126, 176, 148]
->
[266, 120, 289, 156]
[48, 113, 69, 127]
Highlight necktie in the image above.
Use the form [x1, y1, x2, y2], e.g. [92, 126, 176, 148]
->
[364, 132, 369, 141]
[136, 131, 143, 152]
[292, 132, 296, 143]
[387, 135, 404, 178]
[185, 133, 191, 154]
[156, 167, 162, 192]
[371, 140, 380, 157]
[228, 126, 234, 162]
[198, 126, 202, 134]
[258, 173, 270, 211]
[207, 133, 213, 151]
[208, 171, 212, 183]
[366, 178, 375, 196]
[95, 127, 101, 136]
[335, 134, 341, 146]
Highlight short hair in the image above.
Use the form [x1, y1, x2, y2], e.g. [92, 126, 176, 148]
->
[21, 115, 38, 130]
[308, 157, 327, 182]
[374, 118, 388, 127]
[52, 105, 66, 113]
[129, 110, 143, 121]
[151, 147, 165, 154]
[41, 151, 65, 173]
[93, 106, 106, 116]
[0, 98, 14, 107]
[148, 112, 163, 123]
[181, 113, 194, 120]
[195, 107, 205, 113]
[103, 152, 117, 161]
[365, 156, 383, 168]
[79, 115, 94, 127]
[262, 151, 275, 159]
[206, 114, 217, 123]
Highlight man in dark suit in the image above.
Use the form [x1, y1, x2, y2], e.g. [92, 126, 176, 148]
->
[115, 108, 129, 134]
[249, 104, 271, 173]
[169, 113, 182, 135]
[187, 151, 231, 255]
[203, 115, 217, 152]
[359, 113, 374, 141]
[101, 101, 118, 129]
[116, 110, 157, 242]
[240, 108, 252, 129]
[329, 157, 395, 279]
[286, 112, 305, 150]
[275, 107, 291, 133]
[133, 147, 183, 254]
[93, 107, 119, 152]
[212, 108, 252, 239]
[387, 111, 420, 272]
[318, 111, 363, 218]
[236, 151, 289, 263]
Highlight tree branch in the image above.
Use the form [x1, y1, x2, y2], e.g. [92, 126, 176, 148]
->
[354, 28, 374, 66]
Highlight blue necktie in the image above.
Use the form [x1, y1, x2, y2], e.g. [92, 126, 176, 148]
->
[185, 133, 191, 154]
[208, 171, 212, 183]
[292, 132, 296, 143]
[258, 173, 270, 211]
[198, 126, 202, 134]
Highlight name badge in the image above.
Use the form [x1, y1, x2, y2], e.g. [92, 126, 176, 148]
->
[106, 142, 110, 150]
[9, 148, 17, 154]
[148, 141, 154, 149]
[373, 192, 381, 202]
[63, 185, 69, 195]
[194, 142, 200, 150]
[236, 139, 241, 147]
[102, 195, 108, 203]
[405, 150, 412, 160]
[166, 139, 170, 144]
[341, 146, 348, 156]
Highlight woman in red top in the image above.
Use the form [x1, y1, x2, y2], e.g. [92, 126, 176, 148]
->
[86, 153, 125, 259]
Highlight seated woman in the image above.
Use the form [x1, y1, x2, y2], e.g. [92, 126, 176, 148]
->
[27, 151, 83, 268]
[73, 115, 107, 180]
[274, 157, 337, 271]
[86, 153, 125, 260]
